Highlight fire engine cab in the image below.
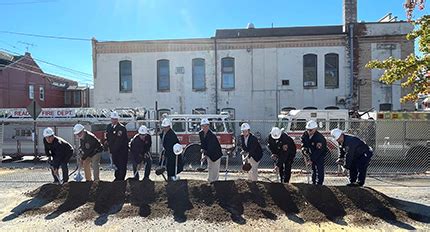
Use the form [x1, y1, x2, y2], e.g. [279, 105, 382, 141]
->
[162, 113, 236, 166]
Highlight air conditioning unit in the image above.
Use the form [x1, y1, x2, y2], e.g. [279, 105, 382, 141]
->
[304, 81, 316, 87]
[336, 96, 347, 105]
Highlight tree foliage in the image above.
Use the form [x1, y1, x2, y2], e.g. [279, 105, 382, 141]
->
[366, 15, 430, 102]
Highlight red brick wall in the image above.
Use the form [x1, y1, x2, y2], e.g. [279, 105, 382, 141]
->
[0, 55, 67, 108]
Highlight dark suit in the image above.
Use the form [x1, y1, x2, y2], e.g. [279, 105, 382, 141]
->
[44, 136, 74, 182]
[161, 129, 183, 177]
[339, 134, 373, 185]
[240, 133, 263, 162]
[268, 133, 296, 183]
[106, 123, 129, 181]
[301, 130, 328, 185]
[129, 134, 152, 179]
[199, 130, 223, 162]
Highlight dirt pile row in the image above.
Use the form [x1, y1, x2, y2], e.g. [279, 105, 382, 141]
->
[14, 179, 430, 226]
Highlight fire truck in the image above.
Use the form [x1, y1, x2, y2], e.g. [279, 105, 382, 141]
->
[277, 109, 430, 170]
[162, 113, 236, 168]
[0, 107, 145, 158]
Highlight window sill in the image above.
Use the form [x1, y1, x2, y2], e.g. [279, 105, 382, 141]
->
[119, 91, 133, 93]
[325, 86, 339, 89]
[157, 90, 170, 93]
[303, 86, 318, 89]
[221, 88, 235, 91]
[192, 88, 207, 92]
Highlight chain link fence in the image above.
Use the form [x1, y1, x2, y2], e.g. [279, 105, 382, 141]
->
[1, 119, 429, 175]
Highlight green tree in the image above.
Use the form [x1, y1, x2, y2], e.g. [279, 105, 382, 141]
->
[366, 15, 430, 102]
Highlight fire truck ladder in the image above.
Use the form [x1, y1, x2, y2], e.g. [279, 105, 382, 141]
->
[0, 122, 3, 162]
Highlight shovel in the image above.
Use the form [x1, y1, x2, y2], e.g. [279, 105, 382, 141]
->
[74, 154, 83, 182]
[196, 153, 206, 172]
[155, 152, 167, 181]
[50, 166, 63, 185]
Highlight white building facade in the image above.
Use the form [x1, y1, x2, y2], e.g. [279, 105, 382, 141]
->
[92, 0, 415, 119]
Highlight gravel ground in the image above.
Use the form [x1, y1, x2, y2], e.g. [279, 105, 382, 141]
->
[0, 165, 429, 231]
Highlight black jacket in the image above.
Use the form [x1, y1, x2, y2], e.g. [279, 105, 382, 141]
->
[267, 132, 296, 161]
[129, 133, 152, 164]
[301, 130, 328, 162]
[339, 134, 373, 169]
[79, 130, 103, 160]
[241, 133, 263, 162]
[106, 123, 128, 154]
[44, 136, 74, 169]
[199, 129, 223, 162]
[161, 128, 183, 176]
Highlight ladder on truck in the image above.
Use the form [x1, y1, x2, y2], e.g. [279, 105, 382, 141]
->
[0, 123, 3, 162]
[0, 107, 147, 123]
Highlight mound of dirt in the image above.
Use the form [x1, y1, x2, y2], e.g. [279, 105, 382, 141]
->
[22, 179, 429, 226]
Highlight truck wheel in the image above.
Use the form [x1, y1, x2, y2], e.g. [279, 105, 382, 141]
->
[406, 145, 429, 172]
[183, 144, 202, 170]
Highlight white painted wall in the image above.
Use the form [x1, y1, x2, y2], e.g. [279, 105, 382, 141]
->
[94, 45, 348, 120]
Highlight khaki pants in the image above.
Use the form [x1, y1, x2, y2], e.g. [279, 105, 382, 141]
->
[82, 153, 101, 181]
[247, 157, 259, 181]
[207, 158, 221, 183]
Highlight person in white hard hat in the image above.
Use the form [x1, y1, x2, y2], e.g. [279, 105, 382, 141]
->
[240, 123, 263, 181]
[331, 128, 373, 187]
[105, 111, 129, 181]
[160, 118, 183, 181]
[199, 118, 223, 183]
[129, 125, 152, 180]
[43, 127, 74, 184]
[267, 127, 296, 183]
[301, 120, 328, 185]
[73, 124, 103, 181]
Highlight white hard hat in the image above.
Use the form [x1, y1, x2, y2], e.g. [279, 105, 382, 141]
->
[331, 128, 343, 140]
[43, 127, 55, 137]
[161, 118, 172, 127]
[241, 123, 250, 131]
[173, 143, 183, 155]
[305, 120, 318, 130]
[201, 118, 210, 125]
[73, 124, 85, 135]
[270, 127, 282, 139]
[110, 111, 120, 119]
[138, 125, 149, 135]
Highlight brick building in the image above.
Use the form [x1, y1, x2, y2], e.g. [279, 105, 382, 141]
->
[0, 51, 89, 108]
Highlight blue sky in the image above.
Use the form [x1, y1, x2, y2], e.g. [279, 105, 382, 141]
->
[0, 0, 428, 86]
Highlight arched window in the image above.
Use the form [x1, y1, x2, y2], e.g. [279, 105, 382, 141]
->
[119, 60, 132, 92]
[325, 53, 339, 88]
[221, 57, 235, 89]
[303, 54, 317, 88]
[157, 59, 170, 91]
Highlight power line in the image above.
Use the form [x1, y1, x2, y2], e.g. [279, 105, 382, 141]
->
[0, 47, 94, 83]
[1, 47, 93, 77]
[1, 64, 93, 87]
[0, 31, 91, 41]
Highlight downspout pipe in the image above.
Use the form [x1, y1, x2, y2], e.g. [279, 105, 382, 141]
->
[214, 37, 218, 113]
[349, 23, 354, 108]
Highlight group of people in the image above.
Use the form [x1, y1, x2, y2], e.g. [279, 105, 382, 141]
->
[42, 112, 373, 187]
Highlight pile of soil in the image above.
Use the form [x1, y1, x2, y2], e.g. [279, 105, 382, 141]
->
[20, 179, 429, 226]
